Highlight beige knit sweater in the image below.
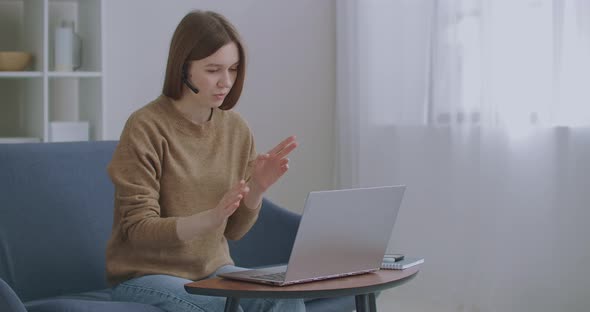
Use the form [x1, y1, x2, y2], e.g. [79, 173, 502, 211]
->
[105, 95, 260, 286]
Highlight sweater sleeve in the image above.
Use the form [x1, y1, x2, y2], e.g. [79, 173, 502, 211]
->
[225, 131, 262, 241]
[108, 117, 181, 247]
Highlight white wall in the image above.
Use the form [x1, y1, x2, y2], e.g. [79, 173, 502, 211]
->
[103, 0, 336, 212]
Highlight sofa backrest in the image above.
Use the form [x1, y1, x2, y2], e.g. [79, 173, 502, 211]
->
[229, 198, 300, 268]
[0, 141, 118, 302]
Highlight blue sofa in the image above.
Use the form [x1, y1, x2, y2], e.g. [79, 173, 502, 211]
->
[0, 141, 354, 312]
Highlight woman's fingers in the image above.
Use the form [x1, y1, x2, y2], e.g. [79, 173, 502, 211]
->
[221, 193, 245, 217]
[228, 180, 249, 198]
[267, 136, 297, 156]
[219, 180, 249, 211]
[224, 199, 241, 216]
[275, 140, 297, 158]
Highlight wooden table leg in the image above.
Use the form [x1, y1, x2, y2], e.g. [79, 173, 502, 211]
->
[368, 293, 377, 312]
[355, 294, 369, 312]
[224, 297, 240, 312]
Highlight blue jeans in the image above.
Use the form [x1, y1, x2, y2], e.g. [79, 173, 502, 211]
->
[111, 265, 305, 312]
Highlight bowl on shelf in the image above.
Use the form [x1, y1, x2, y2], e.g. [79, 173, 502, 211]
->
[0, 51, 33, 71]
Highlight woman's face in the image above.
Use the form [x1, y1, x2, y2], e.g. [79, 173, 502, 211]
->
[185, 42, 240, 108]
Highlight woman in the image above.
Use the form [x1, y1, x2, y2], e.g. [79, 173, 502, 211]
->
[106, 10, 303, 312]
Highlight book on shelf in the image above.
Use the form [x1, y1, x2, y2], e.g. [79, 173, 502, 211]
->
[381, 257, 424, 270]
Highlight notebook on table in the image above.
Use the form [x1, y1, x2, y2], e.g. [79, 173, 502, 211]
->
[219, 185, 406, 286]
[381, 257, 424, 270]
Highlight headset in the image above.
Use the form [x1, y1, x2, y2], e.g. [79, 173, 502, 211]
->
[182, 63, 199, 94]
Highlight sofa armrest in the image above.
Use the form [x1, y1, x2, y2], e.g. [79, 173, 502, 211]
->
[0, 278, 27, 312]
[228, 198, 301, 268]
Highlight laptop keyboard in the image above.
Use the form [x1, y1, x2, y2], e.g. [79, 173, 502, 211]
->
[252, 271, 286, 281]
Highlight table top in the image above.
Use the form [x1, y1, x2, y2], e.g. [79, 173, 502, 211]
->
[185, 266, 420, 299]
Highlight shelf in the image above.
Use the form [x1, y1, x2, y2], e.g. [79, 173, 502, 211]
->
[48, 71, 102, 78]
[0, 0, 102, 143]
[0, 72, 100, 78]
[0, 0, 44, 71]
[0, 72, 43, 78]
[0, 137, 41, 144]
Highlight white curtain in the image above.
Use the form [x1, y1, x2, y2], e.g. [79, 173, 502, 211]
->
[336, 1, 590, 311]
[430, 0, 590, 131]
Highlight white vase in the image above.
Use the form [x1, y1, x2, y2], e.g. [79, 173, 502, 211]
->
[54, 21, 81, 71]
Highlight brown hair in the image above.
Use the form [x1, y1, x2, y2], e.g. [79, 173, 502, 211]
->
[162, 10, 246, 110]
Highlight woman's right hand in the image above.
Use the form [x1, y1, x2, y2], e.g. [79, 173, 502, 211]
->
[176, 180, 249, 241]
[210, 180, 250, 226]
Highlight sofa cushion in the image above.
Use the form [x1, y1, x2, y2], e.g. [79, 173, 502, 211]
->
[25, 299, 164, 312]
[24, 288, 164, 312]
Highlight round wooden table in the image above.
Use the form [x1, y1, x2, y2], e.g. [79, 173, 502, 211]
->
[184, 266, 420, 312]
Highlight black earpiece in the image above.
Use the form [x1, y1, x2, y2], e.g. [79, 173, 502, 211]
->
[182, 64, 199, 94]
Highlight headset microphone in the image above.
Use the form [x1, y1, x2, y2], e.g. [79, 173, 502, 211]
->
[182, 64, 199, 94]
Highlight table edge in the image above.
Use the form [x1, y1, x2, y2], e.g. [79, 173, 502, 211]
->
[184, 268, 420, 299]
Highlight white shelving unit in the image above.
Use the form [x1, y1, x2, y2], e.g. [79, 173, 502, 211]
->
[0, 0, 103, 142]
[0, 72, 43, 77]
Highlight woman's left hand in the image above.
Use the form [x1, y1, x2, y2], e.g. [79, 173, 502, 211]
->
[250, 136, 298, 193]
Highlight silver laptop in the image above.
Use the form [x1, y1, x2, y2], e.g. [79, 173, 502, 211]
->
[219, 185, 406, 286]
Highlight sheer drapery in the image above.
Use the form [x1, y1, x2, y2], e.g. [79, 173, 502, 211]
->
[336, 1, 590, 311]
[429, 0, 590, 133]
